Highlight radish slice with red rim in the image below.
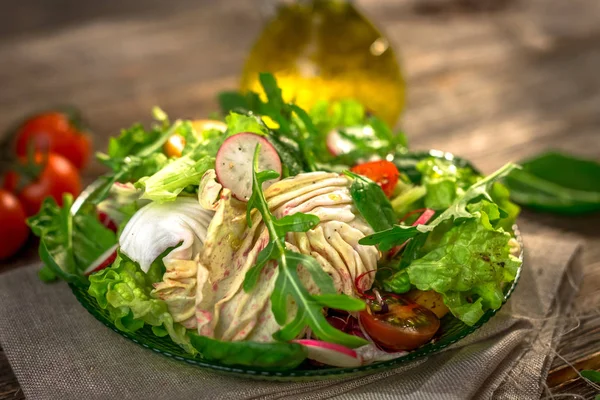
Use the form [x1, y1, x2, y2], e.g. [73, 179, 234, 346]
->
[84, 244, 118, 276]
[293, 339, 362, 367]
[215, 132, 282, 201]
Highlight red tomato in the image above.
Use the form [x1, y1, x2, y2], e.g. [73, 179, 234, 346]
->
[350, 160, 399, 197]
[0, 189, 29, 260]
[15, 112, 91, 169]
[359, 294, 440, 351]
[4, 153, 81, 216]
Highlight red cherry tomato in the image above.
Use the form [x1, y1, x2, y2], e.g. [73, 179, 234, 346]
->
[0, 189, 29, 260]
[4, 153, 81, 216]
[350, 160, 399, 197]
[15, 112, 91, 169]
[359, 294, 440, 351]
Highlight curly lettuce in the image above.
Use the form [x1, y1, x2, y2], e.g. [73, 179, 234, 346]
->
[407, 218, 521, 326]
[88, 253, 195, 354]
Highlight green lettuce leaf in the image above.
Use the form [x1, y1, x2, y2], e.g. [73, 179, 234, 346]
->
[27, 194, 117, 284]
[189, 334, 306, 369]
[136, 153, 215, 203]
[407, 218, 521, 326]
[416, 157, 480, 210]
[88, 253, 195, 353]
[225, 112, 268, 136]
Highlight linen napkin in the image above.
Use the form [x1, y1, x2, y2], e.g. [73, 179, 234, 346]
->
[0, 234, 583, 400]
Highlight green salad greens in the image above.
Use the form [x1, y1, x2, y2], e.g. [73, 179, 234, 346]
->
[28, 73, 523, 370]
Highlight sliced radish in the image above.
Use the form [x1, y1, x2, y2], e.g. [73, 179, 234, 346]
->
[293, 339, 362, 368]
[215, 132, 282, 201]
[388, 208, 436, 258]
[97, 211, 118, 232]
[413, 208, 436, 226]
[84, 244, 118, 276]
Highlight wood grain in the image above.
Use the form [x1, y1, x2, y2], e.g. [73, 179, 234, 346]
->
[1, 0, 599, 398]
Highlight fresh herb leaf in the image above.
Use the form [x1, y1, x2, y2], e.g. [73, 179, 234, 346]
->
[27, 194, 117, 284]
[344, 170, 396, 232]
[189, 333, 306, 369]
[243, 144, 367, 348]
[581, 369, 600, 383]
[359, 225, 419, 252]
[505, 151, 600, 214]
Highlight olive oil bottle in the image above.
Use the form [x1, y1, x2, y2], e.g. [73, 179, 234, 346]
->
[240, 0, 405, 127]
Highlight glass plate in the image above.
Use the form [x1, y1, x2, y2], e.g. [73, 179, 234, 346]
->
[69, 151, 524, 381]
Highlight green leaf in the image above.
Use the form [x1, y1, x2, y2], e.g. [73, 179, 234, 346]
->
[407, 219, 521, 326]
[345, 170, 396, 232]
[416, 157, 480, 210]
[38, 265, 58, 282]
[243, 242, 275, 292]
[273, 213, 320, 235]
[581, 369, 600, 383]
[363, 163, 519, 250]
[505, 151, 600, 214]
[189, 333, 306, 369]
[359, 225, 419, 252]
[225, 112, 268, 136]
[243, 144, 368, 348]
[88, 253, 194, 353]
[382, 270, 411, 294]
[312, 294, 366, 311]
[27, 194, 117, 284]
[137, 153, 215, 203]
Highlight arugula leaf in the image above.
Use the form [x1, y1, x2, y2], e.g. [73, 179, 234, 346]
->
[406, 219, 521, 326]
[359, 225, 419, 252]
[27, 194, 117, 284]
[505, 151, 600, 214]
[344, 170, 396, 233]
[243, 144, 367, 348]
[189, 333, 306, 369]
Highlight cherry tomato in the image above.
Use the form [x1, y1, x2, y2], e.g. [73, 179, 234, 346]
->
[350, 160, 399, 197]
[0, 189, 29, 260]
[15, 112, 91, 169]
[359, 293, 440, 351]
[164, 119, 227, 158]
[4, 153, 81, 216]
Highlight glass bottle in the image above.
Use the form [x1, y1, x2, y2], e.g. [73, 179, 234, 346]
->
[240, 0, 406, 127]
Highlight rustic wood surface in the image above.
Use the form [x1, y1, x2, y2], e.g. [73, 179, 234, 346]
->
[1, 0, 599, 398]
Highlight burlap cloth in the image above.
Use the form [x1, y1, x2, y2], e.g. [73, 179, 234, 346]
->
[0, 234, 583, 400]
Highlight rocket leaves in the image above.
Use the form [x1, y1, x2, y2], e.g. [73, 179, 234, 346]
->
[243, 145, 367, 348]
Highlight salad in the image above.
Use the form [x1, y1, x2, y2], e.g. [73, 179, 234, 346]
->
[29, 73, 522, 369]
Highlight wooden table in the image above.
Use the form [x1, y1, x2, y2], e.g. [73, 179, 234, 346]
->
[1, 0, 599, 398]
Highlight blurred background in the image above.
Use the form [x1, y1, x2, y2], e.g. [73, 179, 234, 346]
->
[1, 0, 599, 174]
[0, 0, 599, 396]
